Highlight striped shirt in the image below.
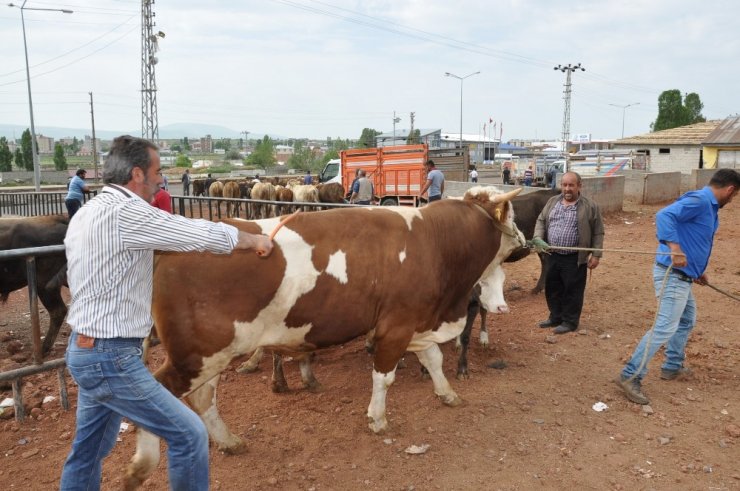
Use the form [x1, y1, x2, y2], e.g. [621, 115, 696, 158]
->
[64, 184, 239, 338]
[547, 198, 580, 254]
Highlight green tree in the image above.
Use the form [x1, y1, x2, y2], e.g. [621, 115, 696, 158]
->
[320, 137, 349, 165]
[684, 93, 706, 124]
[0, 137, 12, 172]
[214, 139, 232, 151]
[53, 143, 68, 170]
[651, 90, 706, 131]
[21, 129, 34, 171]
[246, 135, 276, 170]
[287, 140, 320, 171]
[181, 137, 191, 151]
[406, 129, 421, 145]
[225, 149, 241, 160]
[175, 154, 192, 167]
[357, 128, 380, 148]
[13, 148, 23, 170]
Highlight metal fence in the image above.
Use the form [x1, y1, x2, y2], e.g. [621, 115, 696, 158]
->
[0, 244, 70, 422]
[0, 191, 97, 217]
[171, 195, 363, 220]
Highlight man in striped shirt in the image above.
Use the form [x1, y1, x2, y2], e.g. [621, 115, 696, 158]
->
[533, 171, 604, 334]
[60, 135, 272, 491]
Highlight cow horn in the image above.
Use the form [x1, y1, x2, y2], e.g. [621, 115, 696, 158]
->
[492, 188, 522, 203]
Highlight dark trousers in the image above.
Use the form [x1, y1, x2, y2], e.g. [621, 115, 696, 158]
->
[183, 184, 190, 196]
[428, 194, 442, 202]
[545, 253, 587, 329]
[65, 199, 81, 219]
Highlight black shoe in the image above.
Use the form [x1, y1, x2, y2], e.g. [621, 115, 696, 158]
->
[553, 324, 576, 334]
[538, 319, 559, 329]
[615, 374, 650, 405]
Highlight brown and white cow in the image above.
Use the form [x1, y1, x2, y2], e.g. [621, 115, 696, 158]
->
[125, 186, 524, 488]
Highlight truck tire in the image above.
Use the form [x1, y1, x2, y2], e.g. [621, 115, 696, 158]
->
[380, 197, 398, 206]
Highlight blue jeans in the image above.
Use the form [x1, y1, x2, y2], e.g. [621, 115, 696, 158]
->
[60, 332, 209, 491]
[621, 265, 696, 380]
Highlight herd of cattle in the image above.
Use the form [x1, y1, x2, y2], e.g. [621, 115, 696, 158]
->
[0, 186, 561, 489]
[190, 177, 347, 219]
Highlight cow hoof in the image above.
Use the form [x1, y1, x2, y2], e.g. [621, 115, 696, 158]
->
[270, 382, 289, 393]
[236, 362, 259, 374]
[123, 475, 145, 491]
[303, 381, 323, 393]
[530, 287, 543, 295]
[364, 343, 375, 355]
[218, 439, 247, 455]
[440, 394, 463, 407]
[421, 372, 431, 381]
[367, 416, 388, 434]
[456, 371, 469, 381]
[396, 358, 407, 369]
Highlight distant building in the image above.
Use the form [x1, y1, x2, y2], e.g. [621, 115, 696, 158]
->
[613, 120, 721, 173]
[702, 116, 740, 169]
[199, 134, 213, 153]
[36, 134, 54, 154]
[78, 135, 102, 156]
[376, 128, 442, 148]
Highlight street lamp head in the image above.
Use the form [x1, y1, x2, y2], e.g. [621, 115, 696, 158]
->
[62, 9, 72, 13]
[444, 72, 451, 76]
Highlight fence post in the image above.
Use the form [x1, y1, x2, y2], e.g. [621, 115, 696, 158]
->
[26, 257, 43, 364]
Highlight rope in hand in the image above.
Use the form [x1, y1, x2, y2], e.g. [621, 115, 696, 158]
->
[256, 210, 302, 257]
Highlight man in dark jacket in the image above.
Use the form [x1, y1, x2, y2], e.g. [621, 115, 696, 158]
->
[533, 171, 604, 334]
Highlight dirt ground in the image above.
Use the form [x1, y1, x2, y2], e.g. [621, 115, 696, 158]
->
[1, 202, 739, 491]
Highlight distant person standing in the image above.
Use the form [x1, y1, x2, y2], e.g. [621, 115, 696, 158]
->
[162, 174, 169, 191]
[65, 169, 90, 219]
[470, 167, 479, 183]
[524, 165, 534, 187]
[303, 169, 312, 185]
[419, 159, 444, 203]
[204, 173, 214, 197]
[181, 169, 191, 196]
[350, 169, 374, 205]
[502, 166, 511, 185]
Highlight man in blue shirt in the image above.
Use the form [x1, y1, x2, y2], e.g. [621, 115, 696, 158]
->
[303, 169, 312, 185]
[420, 159, 444, 202]
[617, 169, 739, 405]
[65, 169, 90, 219]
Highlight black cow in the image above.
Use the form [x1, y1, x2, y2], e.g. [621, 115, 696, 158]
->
[0, 215, 69, 355]
[454, 187, 560, 378]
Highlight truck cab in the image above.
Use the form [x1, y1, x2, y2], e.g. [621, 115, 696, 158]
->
[319, 159, 341, 184]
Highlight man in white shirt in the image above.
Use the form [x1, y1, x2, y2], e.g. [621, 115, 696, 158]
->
[60, 135, 272, 491]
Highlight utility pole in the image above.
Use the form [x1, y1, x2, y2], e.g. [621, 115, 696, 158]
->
[241, 130, 249, 151]
[141, 0, 164, 142]
[608, 102, 640, 139]
[408, 112, 415, 144]
[392, 111, 401, 146]
[554, 63, 585, 173]
[89, 92, 99, 183]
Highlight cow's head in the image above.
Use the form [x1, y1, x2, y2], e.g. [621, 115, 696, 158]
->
[463, 186, 526, 313]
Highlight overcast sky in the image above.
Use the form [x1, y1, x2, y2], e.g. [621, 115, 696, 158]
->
[1, 0, 738, 141]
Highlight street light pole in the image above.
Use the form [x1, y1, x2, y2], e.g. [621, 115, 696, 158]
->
[608, 102, 640, 139]
[445, 71, 480, 153]
[392, 111, 401, 146]
[9, 1, 73, 192]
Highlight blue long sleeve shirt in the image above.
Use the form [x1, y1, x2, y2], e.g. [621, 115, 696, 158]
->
[655, 186, 719, 279]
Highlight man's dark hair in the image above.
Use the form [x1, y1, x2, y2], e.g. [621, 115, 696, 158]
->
[426, 159, 435, 167]
[103, 135, 158, 185]
[709, 168, 740, 188]
[75, 169, 86, 177]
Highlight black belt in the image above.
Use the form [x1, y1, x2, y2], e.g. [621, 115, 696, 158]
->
[655, 262, 693, 283]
